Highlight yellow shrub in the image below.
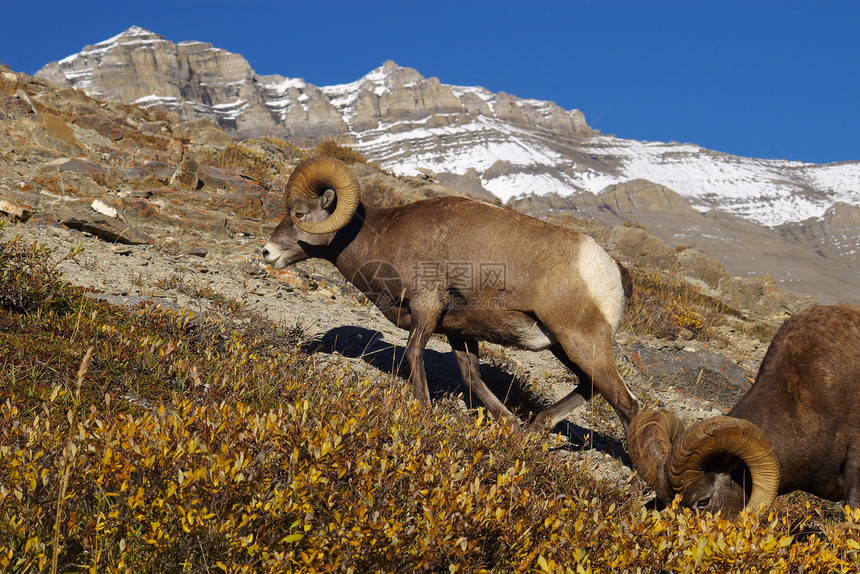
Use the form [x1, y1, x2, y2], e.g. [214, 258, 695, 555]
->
[2, 237, 858, 572]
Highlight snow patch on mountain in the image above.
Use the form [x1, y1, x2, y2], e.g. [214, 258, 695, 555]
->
[359, 125, 860, 227]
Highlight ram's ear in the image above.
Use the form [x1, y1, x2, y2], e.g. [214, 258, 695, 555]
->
[320, 188, 337, 211]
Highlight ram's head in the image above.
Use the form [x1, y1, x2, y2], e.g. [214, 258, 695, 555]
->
[262, 157, 361, 269]
[627, 410, 780, 517]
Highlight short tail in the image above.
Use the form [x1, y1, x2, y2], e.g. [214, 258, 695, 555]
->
[616, 260, 633, 299]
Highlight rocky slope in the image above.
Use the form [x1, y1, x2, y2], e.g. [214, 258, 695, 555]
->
[1, 64, 806, 488]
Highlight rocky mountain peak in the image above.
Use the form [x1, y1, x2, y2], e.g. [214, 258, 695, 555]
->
[375, 59, 423, 84]
[68, 26, 167, 61]
[36, 25, 255, 107]
[101, 25, 163, 44]
[321, 60, 469, 132]
[36, 31, 593, 146]
[38, 27, 167, 90]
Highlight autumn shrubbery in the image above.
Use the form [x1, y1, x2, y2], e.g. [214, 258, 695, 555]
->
[200, 141, 283, 186]
[623, 267, 741, 342]
[0, 229, 79, 315]
[3, 234, 860, 572]
[197, 138, 373, 195]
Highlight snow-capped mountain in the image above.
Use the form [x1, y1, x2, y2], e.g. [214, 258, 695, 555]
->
[35, 27, 860, 304]
[38, 27, 860, 231]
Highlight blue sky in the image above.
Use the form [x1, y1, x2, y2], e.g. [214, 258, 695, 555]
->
[1, 0, 858, 165]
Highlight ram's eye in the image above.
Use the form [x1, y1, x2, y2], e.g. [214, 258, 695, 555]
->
[696, 498, 711, 508]
[294, 212, 305, 219]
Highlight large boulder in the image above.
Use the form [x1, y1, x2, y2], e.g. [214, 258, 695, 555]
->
[627, 341, 752, 409]
[58, 209, 153, 245]
[606, 225, 676, 270]
[597, 179, 702, 219]
[674, 247, 730, 289]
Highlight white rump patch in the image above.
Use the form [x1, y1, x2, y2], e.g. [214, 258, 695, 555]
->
[577, 236, 625, 333]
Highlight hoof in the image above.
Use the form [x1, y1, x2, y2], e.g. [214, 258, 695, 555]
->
[528, 412, 553, 433]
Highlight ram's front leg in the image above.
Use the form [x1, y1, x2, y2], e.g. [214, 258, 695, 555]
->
[404, 289, 447, 404]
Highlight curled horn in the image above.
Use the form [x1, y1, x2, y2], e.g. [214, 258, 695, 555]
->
[666, 416, 780, 514]
[287, 156, 361, 234]
[627, 410, 686, 505]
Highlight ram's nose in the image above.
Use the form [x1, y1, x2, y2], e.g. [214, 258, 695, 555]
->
[261, 242, 280, 264]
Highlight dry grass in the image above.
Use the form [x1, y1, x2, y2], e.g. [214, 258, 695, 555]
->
[312, 139, 368, 165]
[199, 142, 276, 184]
[0, 75, 18, 95]
[623, 266, 742, 342]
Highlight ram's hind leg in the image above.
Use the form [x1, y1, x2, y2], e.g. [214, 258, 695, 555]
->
[449, 335, 520, 426]
[404, 290, 447, 405]
[531, 324, 639, 431]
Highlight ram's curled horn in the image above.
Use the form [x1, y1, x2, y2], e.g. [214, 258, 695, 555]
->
[287, 156, 361, 234]
[627, 410, 686, 504]
[666, 416, 780, 514]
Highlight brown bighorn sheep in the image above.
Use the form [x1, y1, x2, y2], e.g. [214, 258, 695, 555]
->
[627, 304, 860, 517]
[262, 156, 640, 429]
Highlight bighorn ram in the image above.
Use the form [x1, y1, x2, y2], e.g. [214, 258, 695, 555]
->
[627, 304, 860, 516]
[262, 156, 640, 429]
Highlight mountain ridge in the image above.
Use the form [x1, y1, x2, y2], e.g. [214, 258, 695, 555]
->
[36, 28, 591, 144]
[37, 27, 860, 229]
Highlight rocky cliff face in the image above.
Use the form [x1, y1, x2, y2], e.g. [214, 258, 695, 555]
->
[37, 27, 591, 144]
[37, 27, 254, 103]
[777, 202, 860, 269]
[37, 28, 860, 227]
[319, 60, 590, 136]
[36, 26, 347, 139]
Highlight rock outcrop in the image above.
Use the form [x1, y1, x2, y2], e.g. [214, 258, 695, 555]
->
[777, 202, 860, 269]
[36, 27, 344, 139]
[605, 225, 809, 315]
[596, 179, 703, 220]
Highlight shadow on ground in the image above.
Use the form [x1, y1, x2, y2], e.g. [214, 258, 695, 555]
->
[314, 325, 629, 460]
